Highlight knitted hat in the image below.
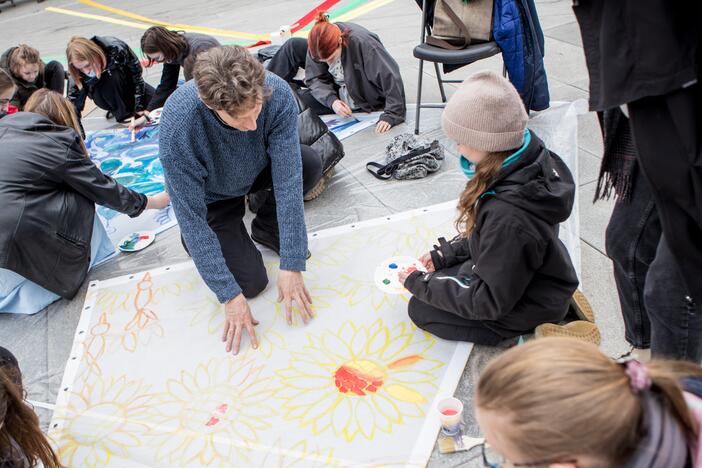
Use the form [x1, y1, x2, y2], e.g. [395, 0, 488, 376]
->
[441, 71, 528, 152]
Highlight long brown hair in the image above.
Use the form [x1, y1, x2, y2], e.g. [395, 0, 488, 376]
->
[66, 37, 106, 89]
[140, 26, 187, 65]
[25, 89, 88, 155]
[0, 368, 62, 468]
[455, 150, 511, 235]
[8, 44, 44, 77]
[476, 337, 702, 466]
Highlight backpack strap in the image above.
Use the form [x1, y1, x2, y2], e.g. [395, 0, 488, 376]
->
[366, 142, 437, 180]
[426, 0, 472, 49]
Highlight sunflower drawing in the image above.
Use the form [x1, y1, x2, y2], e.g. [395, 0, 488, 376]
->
[276, 319, 442, 441]
[52, 376, 154, 467]
[148, 355, 277, 467]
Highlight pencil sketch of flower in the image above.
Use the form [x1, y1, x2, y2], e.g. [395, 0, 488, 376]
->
[149, 355, 277, 467]
[53, 376, 153, 467]
[276, 319, 442, 441]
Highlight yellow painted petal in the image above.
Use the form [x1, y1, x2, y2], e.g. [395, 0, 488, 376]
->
[385, 384, 427, 404]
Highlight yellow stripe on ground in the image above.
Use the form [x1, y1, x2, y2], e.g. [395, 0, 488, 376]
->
[77, 0, 268, 41]
[45, 7, 152, 29]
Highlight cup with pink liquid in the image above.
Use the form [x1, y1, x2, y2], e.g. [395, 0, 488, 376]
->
[437, 397, 464, 436]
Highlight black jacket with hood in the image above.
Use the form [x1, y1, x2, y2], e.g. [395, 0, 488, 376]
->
[405, 131, 579, 336]
[68, 36, 149, 117]
[0, 112, 146, 299]
[146, 32, 220, 111]
[304, 22, 406, 126]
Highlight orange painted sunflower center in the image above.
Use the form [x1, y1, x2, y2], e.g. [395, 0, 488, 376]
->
[334, 360, 385, 396]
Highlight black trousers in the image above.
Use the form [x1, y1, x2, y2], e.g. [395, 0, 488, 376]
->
[183, 145, 322, 298]
[605, 165, 702, 361]
[43, 60, 66, 96]
[628, 83, 702, 301]
[266, 38, 334, 116]
[89, 70, 155, 121]
[406, 265, 518, 345]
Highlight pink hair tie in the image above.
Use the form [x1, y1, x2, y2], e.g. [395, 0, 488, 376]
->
[624, 360, 652, 393]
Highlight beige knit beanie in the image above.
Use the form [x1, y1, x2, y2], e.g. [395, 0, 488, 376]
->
[441, 70, 528, 152]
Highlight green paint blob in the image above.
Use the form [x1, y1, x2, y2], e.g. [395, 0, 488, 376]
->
[382, 279, 391, 285]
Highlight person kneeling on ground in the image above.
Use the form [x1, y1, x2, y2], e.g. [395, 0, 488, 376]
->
[0, 43, 66, 110]
[267, 12, 406, 133]
[66, 36, 154, 128]
[160, 45, 320, 356]
[129, 26, 220, 130]
[0, 68, 16, 118]
[0, 347, 61, 468]
[0, 90, 170, 315]
[398, 71, 578, 345]
[476, 337, 702, 467]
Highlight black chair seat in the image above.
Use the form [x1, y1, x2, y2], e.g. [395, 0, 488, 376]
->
[413, 41, 501, 65]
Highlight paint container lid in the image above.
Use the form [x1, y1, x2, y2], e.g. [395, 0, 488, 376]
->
[118, 231, 156, 253]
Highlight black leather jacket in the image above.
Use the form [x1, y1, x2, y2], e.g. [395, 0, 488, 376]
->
[68, 36, 149, 116]
[0, 113, 147, 299]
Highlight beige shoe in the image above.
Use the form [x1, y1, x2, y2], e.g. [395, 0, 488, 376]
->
[571, 289, 595, 323]
[304, 168, 335, 201]
[535, 320, 602, 346]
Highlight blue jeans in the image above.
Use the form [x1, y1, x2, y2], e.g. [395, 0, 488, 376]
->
[606, 169, 702, 361]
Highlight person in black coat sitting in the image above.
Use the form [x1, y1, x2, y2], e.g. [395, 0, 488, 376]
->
[399, 71, 578, 344]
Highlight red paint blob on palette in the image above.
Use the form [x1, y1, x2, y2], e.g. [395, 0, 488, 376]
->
[441, 408, 458, 416]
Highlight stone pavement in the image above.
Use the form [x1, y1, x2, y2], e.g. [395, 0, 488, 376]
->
[0, 1, 625, 466]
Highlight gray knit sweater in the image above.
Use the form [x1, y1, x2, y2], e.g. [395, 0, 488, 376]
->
[159, 74, 307, 303]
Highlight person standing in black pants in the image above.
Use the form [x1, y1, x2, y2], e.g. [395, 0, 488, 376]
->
[66, 36, 154, 126]
[574, 1, 702, 361]
[0, 44, 65, 110]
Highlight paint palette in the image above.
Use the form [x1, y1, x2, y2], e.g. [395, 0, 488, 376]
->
[118, 231, 155, 253]
[374, 256, 427, 294]
[148, 107, 163, 126]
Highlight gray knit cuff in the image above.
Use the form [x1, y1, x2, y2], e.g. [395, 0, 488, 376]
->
[442, 117, 525, 152]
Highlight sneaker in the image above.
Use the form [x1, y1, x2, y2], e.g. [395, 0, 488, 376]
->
[251, 231, 311, 259]
[571, 289, 595, 322]
[304, 168, 335, 202]
[535, 320, 601, 346]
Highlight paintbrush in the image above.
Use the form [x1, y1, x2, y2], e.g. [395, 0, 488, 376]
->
[130, 116, 136, 143]
[438, 434, 484, 454]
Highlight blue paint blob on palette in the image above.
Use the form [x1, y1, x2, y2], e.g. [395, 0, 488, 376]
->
[374, 256, 427, 294]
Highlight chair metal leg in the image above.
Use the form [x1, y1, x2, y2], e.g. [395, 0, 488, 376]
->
[415, 59, 424, 135]
[434, 62, 447, 103]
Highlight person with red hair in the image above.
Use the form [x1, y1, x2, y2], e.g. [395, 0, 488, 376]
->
[267, 12, 405, 133]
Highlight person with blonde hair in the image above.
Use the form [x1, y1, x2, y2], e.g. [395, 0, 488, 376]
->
[475, 337, 702, 467]
[0, 347, 62, 467]
[66, 36, 154, 126]
[398, 71, 579, 344]
[0, 43, 65, 110]
[0, 68, 16, 118]
[0, 90, 169, 315]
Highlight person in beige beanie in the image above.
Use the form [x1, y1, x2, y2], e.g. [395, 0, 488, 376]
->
[396, 71, 591, 346]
